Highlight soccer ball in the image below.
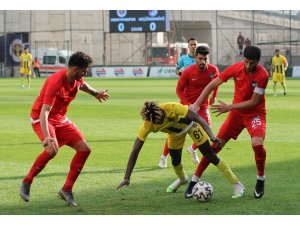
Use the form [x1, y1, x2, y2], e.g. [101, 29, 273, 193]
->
[192, 181, 213, 202]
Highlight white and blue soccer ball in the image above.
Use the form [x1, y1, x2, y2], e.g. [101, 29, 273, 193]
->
[192, 181, 213, 202]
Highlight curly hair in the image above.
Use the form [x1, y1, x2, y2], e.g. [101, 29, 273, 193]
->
[68, 51, 93, 68]
[140, 101, 164, 124]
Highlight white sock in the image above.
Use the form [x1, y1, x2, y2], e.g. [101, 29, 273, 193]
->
[191, 175, 200, 183]
[257, 175, 265, 181]
[161, 155, 167, 159]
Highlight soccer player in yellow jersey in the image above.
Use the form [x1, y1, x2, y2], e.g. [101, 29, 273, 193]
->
[19, 47, 33, 88]
[117, 101, 245, 198]
[270, 49, 288, 96]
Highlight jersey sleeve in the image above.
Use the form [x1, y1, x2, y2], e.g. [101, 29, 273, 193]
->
[137, 121, 152, 141]
[43, 77, 61, 106]
[219, 64, 236, 83]
[176, 56, 183, 69]
[160, 102, 188, 118]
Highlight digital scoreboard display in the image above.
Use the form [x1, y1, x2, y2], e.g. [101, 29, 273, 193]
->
[109, 10, 170, 33]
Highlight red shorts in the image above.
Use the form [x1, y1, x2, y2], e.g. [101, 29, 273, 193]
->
[32, 120, 84, 148]
[217, 110, 266, 141]
[198, 108, 211, 126]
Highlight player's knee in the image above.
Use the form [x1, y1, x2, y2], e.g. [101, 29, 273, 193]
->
[169, 149, 181, 166]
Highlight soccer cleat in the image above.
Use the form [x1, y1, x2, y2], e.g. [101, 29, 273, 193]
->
[187, 145, 200, 164]
[58, 189, 77, 207]
[20, 182, 31, 202]
[166, 175, 189, 193]
[254, 179, 265, 199]
[232, 182, 245, 199]
[184, 181, 197, 198]
[283, 92, 287, 95]
[158, 157, 167, 168]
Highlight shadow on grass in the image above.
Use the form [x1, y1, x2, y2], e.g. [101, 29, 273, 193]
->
[0, 158, 299, 215]
[0, 166, 160, 181]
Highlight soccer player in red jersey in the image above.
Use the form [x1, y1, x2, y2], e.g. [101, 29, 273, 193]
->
[187, 46, 269, 199]
[158, 45, 219, 167]
[20, 51, 109, 207]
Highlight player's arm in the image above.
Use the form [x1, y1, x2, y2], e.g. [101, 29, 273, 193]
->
[186, 109, 218, 143]
[190, 77, 223, 112]
[175, 57, 183, 76]
[211, 92, 263, 117]
[284, 59, 288, 71]
[79, 82, 109, 103]
[117, 137, 145, 189]
[176, 72, 190, 105]
[175, 67, 182, 76]
[209, 69, 220, 105]
[39, 104, 59, 155]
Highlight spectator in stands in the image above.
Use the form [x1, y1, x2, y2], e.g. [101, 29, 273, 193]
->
[237, 32, 245, 56]
[33, 57, 41, 78]
[245, 38, 252, 47]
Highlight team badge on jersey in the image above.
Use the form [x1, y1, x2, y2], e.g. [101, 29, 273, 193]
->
[209, 73, 214, 78]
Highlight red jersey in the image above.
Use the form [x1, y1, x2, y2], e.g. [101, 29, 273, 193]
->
[219, 62, 269, 114]
[176, 64, 219, 109]
[30, 69, 84, 125]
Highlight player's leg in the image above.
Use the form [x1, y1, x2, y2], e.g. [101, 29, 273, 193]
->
[281, 74, 287, 95]
[27, 69, 32, 88]
[272, 73, 278, 96]
[185, 115, 245, 198]
[57, 122, 90, 207]
[166, 135, 188, 193]
[158, 138, 169, 168]
[37, 68, 41, 78]
[246, 114, 267, 198]
[20, 123, 57, 202]
[20, 69, 25, 88]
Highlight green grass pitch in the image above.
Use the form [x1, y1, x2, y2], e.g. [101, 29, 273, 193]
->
[0, 77, 299, 216]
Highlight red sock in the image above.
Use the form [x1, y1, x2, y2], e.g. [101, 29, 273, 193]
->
[162, 139, 169, 157]
[63, 151, 90, 192]
[23, 150, 54, 184]
[192, 143, 197, 151]
[194, 142, 222, 177]
[252, 145, 266, 177]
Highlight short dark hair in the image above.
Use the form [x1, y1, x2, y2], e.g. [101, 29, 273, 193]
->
[275, 49, 280, 53]
[24, 47, 28, 50]
[243, 46, 261, 61]
[196, 45, 209, 55]
[68, 51, 93, 68]
[188, 38, 197, 43]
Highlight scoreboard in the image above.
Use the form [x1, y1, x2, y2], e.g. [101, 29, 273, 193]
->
[109, 10, 170, 33]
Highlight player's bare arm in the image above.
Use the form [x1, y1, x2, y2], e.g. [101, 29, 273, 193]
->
[186, 109, 217, 143]
[39, 104, 59, 155]
[79, 82, 109, 102]
[211, 93, 263, 116]
[117, 138, 144, 189]
[190, 77, 223, 112]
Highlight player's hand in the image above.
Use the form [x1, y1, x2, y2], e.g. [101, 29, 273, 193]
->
[211, 100, 231, 116]
[117, 179, 130, 189]
[95, 90, 109, 103]
[210, 137, 221, 148]
[42, 137, 58, 153]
